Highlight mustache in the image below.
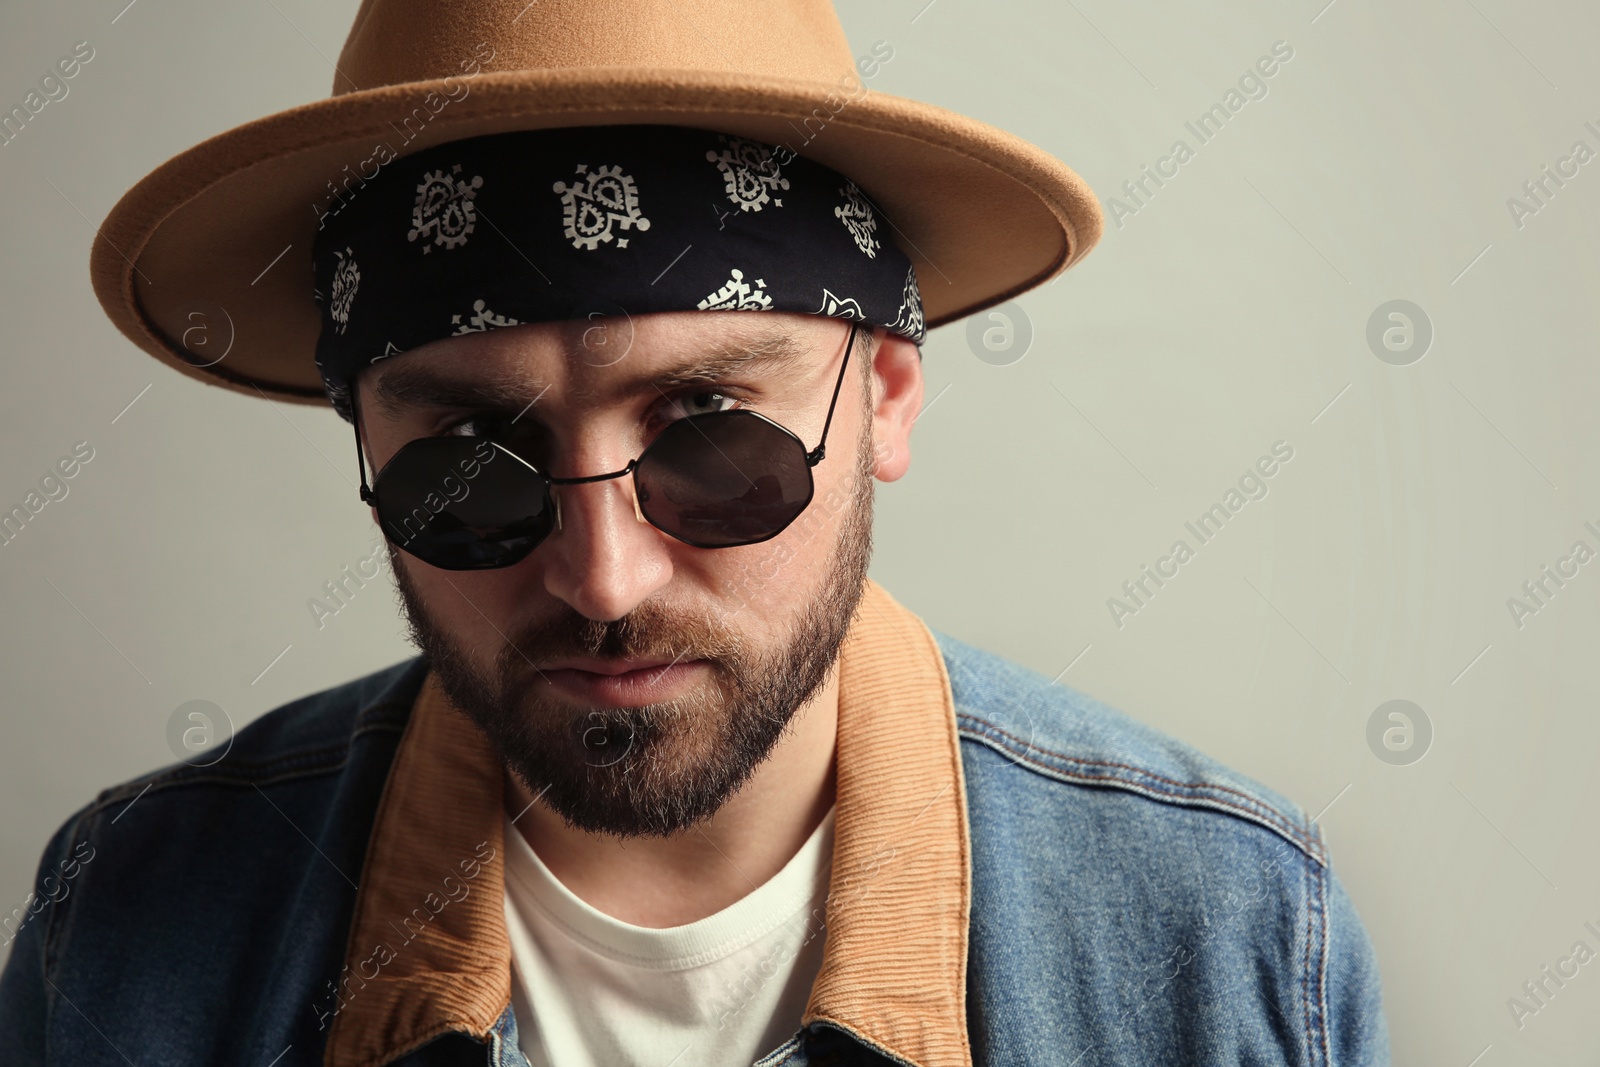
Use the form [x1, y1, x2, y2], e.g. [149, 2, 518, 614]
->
[496, 596, 745, 674]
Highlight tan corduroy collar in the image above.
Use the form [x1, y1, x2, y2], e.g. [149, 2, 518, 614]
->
[324, 578, 972, 1067]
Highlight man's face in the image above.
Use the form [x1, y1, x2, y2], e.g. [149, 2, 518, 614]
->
[356, 311, 920, 839]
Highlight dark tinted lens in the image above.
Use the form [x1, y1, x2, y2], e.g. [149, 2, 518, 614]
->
[635, 410, 813, 547]
[372, 437, 553, 569]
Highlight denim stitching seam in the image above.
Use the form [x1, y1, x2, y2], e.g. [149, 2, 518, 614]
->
[38, 806, 97, 1006]
[1314, 860, 1333, 1066]
[1299, 845, 1313, 1067]
[27, 683, 417, 1049]
[956, 715, 1300, 828]
[82, 709, 412, 815]
[957, 713, 1323, 862]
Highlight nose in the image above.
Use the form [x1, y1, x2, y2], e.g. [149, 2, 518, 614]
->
[539, 470, 673, 622]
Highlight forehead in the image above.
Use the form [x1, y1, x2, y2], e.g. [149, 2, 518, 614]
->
[360, 310, 834, 415]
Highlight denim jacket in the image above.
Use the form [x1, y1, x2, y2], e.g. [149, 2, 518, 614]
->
[0, 579, 1388, 1065]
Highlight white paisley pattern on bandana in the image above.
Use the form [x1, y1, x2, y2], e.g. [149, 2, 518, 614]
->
[706, 135, 789, 212]
[697, 268, 773, 311]
[311, 127, 927, 422]
[330, 248, 360, 335]
[451, 299, 521, 335]
[813, 288, 865, 320]
[408, 164, 483, 253]
[886, 266, 924, 339]
[553, 164, 652, 250]
[834, 181, 880, 259]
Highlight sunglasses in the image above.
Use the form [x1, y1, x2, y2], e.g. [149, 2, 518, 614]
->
[350, 321, 859, 570]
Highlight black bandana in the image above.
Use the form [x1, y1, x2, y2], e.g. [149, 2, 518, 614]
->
[310, 124, 926, 421]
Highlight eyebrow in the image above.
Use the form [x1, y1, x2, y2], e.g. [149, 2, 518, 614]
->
[367, 329, 811, 421]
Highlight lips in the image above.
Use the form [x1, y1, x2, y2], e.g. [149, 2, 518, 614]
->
[541, 657, 678, 676]
[537, 657, 707, 707]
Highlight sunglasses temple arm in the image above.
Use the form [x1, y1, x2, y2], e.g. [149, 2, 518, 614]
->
[805, 320, 858, 467]
[348, 321, 855, 497]
[350, 387, 376, 505]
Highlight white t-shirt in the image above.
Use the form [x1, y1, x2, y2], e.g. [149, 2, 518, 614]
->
[501, 807, 835, 1067]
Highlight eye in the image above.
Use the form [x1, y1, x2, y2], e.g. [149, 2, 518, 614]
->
[442, 410, 553, 469]
[659, 389, 740, 423]
[444, 411, 514, 440]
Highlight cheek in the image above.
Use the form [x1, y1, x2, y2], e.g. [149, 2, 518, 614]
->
[703, 482, 852, 623]
[396, 557, 511, 654]
[690, 397, 869, 619]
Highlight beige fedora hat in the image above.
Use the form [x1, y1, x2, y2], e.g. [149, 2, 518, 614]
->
[90, 0, 1102, 408]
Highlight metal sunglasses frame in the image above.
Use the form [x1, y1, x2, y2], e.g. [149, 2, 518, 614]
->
[348, 319, 860, 560]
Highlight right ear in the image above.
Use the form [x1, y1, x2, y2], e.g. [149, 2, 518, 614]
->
[868, 331, 923, 483]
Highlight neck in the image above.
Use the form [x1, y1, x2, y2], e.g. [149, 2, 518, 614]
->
[503, 667, 840, 927]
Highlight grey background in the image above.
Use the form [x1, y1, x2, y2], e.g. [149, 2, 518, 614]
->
[3, 0, 1598, 1061]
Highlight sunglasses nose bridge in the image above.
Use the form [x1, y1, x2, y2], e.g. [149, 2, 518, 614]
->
[550, 466, 648, 533]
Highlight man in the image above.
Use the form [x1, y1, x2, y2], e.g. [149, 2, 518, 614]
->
[0, 1, 1389, 1064]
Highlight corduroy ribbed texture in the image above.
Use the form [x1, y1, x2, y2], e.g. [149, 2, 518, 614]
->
[324, 673, 511, 1067]
[326, 577, 972, 1066]
[801, 579, 972, 1067]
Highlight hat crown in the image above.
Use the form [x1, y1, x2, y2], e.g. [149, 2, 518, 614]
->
[333, 0, 859, 96]
[91, 0, 1098, 413]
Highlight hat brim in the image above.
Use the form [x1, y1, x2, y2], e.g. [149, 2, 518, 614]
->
[91, 67, 1102, 407]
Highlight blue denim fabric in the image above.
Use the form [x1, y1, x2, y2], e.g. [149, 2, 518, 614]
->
[0, 630, 1388, 1065]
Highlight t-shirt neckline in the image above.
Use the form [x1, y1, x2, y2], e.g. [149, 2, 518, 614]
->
[501, 805, 836, 971]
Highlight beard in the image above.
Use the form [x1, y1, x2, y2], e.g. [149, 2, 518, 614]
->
[389, 414, 875, 839]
